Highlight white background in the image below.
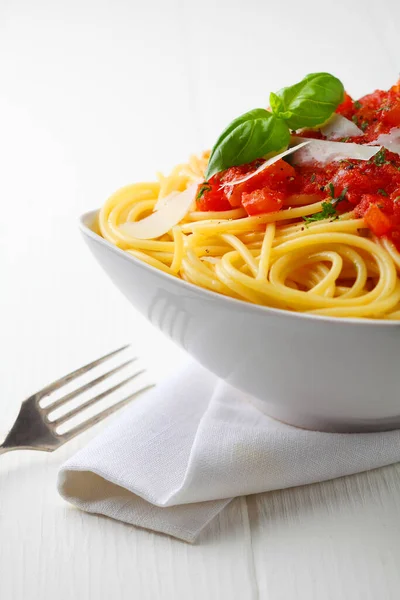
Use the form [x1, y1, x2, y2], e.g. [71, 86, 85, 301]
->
[1, 0, 400, 598]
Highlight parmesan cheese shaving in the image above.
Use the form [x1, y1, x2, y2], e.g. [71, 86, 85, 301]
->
[291, 137, 381, 166]
[153, 190, 180, 211]
[154, 178, 202, 211]
[320, 113, 364, 140]
[370, 128, 400, 156]
[119, 183, 197, 239]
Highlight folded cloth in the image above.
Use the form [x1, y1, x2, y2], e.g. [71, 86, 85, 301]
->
[58, 361, 400, 543]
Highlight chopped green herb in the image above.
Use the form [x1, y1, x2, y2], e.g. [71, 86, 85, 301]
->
[393, 196, 400, 203]
[351, 115, 359, 125]
[353, 100, 362, 110]
[196, 183, 212, 200]
[327, 183, 348, 204]
[378, 189, 388, 197]
[310, 173, 316, 183]
[303, 201, 338, 223]
[377, 105, 391, 112]
[336, 187, 348, 203]
[340, 136, 350, 143]
[374, 148, 387, 166]
[360, 121, 368, 132]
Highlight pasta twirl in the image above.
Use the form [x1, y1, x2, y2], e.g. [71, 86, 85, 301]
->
[98, 152, 400, 320]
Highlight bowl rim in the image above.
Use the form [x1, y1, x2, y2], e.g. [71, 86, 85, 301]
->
[80, 209, 400, 328]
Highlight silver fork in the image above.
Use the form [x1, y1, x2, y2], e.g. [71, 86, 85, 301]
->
[0, 345, 152, 457]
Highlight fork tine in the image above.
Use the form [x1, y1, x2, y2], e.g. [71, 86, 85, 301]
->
[51, 369, 146, 426]
[34, 345, 131, 401]
[43, 358, 136, 412]
[61, 384, 154, 439]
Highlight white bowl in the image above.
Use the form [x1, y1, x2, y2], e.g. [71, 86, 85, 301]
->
[80, 210, 400, 433]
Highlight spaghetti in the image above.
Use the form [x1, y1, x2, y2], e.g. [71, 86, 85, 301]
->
[98, 150, 400, 320]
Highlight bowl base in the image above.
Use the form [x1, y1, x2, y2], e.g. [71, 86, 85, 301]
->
[249, 397, 400, 433]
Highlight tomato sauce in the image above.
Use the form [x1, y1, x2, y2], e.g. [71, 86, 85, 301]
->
[197, 82, 400, 247]
[335, 82, 400, 142]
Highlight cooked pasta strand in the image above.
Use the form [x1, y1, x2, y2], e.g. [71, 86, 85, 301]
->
[98, 154, 400, 320]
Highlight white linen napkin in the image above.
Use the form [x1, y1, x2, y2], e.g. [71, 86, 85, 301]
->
[58, 360, 400, 543]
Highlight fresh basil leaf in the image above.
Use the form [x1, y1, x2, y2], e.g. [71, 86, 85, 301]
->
[269, 93, 293, 120]
[205, 109, 290, 180]
[269, 92, 283, 115]
[271, 72, 344, 130]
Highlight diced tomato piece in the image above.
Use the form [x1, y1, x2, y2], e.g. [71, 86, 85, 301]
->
[263, 160, 297, 189]
[241, 188, 284, 216]
[220, 160, 264, 207]
[355, 194, 381, 217]
[363, 204, 393, 236]
[195, 182, 231, 211]
[225, 185, 245, 208]
[220, 161, 263, 186]
[354, 194, 392, 218]
[223, 159, 296, 207]
[336, 92, 354, 118]
[382, 101, 400, 127]
[333, 167, 372, 205]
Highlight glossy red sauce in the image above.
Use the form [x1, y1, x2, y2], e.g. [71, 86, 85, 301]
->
[197, 82, 400, 246]
[335, 82, 400, 142]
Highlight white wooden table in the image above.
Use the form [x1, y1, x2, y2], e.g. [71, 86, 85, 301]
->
[1, 1, 400, 597]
